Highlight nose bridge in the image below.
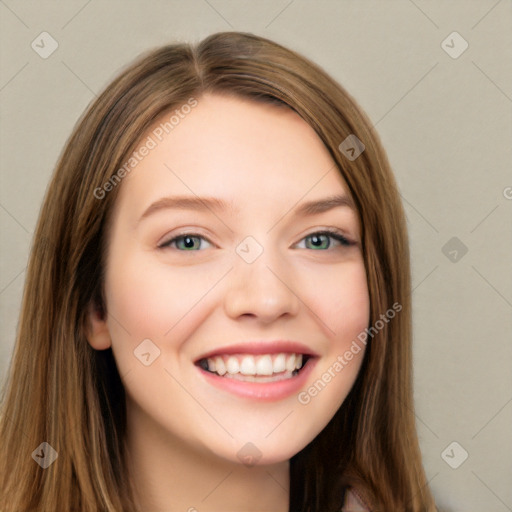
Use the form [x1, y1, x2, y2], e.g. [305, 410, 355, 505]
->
[223, 235, 300, 322]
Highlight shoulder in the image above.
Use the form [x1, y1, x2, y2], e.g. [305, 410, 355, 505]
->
[341, 487, 372, 512]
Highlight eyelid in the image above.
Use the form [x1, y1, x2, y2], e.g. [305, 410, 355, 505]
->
[157, 227, 355, 250]
[295, 228, 355, 248]
[157, 231, 214, 249]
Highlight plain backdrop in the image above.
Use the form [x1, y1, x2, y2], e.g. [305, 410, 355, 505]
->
[1, 1, 511, 511]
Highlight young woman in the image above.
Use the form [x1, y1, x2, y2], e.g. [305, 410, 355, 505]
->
[0, 32, 438, 511]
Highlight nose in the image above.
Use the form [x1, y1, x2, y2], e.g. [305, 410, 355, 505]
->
[223, 245, 301, 324]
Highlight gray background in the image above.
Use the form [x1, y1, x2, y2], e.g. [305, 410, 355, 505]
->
[1, 1, 511, 510]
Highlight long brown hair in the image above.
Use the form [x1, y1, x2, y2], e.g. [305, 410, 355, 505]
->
[0, 32, 437, 511]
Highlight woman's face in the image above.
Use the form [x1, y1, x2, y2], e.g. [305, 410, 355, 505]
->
[88, 92, 369, 465]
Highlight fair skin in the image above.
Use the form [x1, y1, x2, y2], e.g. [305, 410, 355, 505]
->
[86, 93, 370, 512]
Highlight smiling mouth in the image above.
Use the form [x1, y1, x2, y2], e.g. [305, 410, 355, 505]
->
[195, 353, 312, 383]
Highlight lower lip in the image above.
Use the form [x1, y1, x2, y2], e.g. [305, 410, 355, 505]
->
[196, 357, 317, 401]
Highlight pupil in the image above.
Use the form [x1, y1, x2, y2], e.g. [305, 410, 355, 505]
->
[310, 235, 327, 249]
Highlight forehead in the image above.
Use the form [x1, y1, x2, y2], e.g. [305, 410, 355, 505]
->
[115, 92, 353, 217]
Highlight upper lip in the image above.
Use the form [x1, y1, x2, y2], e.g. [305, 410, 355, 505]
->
[194, 340, 320, 362]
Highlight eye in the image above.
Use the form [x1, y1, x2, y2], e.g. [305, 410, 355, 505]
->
[296, 229, 354, 250]
[158, 229, 354, 252]
[158, 233, 213, 251]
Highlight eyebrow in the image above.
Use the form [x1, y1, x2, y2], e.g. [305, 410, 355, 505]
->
[138, 193, 355, 222]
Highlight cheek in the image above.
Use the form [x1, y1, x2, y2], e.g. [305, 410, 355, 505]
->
[310, 260, 370, 343]
[103, 249, 223, 358]
[296, 261, 369, 420]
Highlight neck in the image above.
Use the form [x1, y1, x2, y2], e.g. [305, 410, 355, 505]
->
[124, 400, 290, 512]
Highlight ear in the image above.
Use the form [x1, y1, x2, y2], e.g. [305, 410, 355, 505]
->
[85, 301, 112, 350]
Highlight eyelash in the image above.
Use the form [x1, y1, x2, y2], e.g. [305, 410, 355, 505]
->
[158, 229, 354, 251]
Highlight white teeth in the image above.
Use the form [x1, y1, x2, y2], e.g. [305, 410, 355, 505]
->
[240, 355, 257, 375]
[214, 356, 226, 376]
[203, 353, 307, 377]
[223, 370, 294, 383]
[226, 356, 240, 374]
[285, 354, 296, 372]
[273, 353, 286, 373]
[256, 355, 273, 375]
